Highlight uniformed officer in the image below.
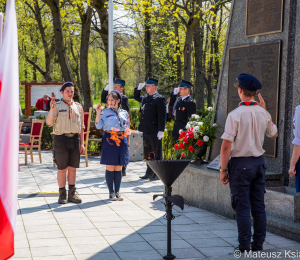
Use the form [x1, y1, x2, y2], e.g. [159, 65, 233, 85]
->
[219, 73, 278, 252]
[46, 82, 85, 204]
[169, 79, 197, 140]
[101, 78, 130, 176]
[134, 77, 167, 181]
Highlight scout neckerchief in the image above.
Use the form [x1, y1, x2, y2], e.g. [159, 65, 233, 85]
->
[61, 99, 73, 119]
[239, 101, 258, 106]
[109, 108, 122, 128]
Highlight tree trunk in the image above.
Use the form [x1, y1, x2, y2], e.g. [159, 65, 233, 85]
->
[144, 2, 152, 80]
[79, 6, 93, 111]
[183, 24, 194, 81]
[193, 21, 205, 110]
[174, 21, 181, 84]
[94, 0, 121, 79]
[42, 0, 82, 102]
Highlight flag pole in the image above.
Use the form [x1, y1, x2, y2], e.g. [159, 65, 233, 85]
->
[0, 12, 3, 51]
[108, 0, 113, 92]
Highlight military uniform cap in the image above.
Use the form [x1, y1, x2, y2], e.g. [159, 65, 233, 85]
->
[60, 82, 74, 92]
[114, 78, 125, 87]
[237, 73, 262, 91]
[146, 77, 158, 86]
[179, 79, 193, 88]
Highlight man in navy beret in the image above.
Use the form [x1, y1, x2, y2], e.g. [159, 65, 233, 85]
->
[134, 77, 167, 181]
[170, 79, 197, 140]
[219, 73, 278, 253]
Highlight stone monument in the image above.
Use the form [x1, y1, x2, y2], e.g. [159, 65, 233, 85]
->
[173, 0, 300, 241]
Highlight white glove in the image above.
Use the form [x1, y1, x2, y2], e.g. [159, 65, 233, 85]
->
[137, 82, 146, 90]
[157, 131, 164, 140]
[173, 87, 179, 95]
[104, 85, 109, 91]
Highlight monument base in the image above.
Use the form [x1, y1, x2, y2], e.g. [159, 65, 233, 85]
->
[173, 164, 300, 242]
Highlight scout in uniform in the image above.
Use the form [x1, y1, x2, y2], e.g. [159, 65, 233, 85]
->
[46, 82, 85, 204]
[219, 73, 278, 252]
[101, 78, 130, 176]
[169, 79, 197, 140]
[96, 90, 130, 201]
[134, 77, 167, 181]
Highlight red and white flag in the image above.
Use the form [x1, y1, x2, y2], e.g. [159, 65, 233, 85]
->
[0, 0, 19, 258]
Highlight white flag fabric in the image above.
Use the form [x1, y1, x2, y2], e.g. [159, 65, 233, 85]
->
[0, 0, 19, 258]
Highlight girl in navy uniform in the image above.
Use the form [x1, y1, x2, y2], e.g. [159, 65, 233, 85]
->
[95, 90, 130, 201]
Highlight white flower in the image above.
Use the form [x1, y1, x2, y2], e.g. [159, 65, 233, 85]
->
[186, 123, 191, 129]
[194, 126, 200, 132]
[179, 129, 183, 134]
[203, 136, 209, 142]
[199, 131, 203, 136]
[191, 114, 197, 118]
[213, 123, 217, 127]
[207, 107, 213, 111]
[198, 122, 203, 126]
[195, 115, 200, 119]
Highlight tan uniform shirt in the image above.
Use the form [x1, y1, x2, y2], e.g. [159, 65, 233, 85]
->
[51, 101, 85, 135]
[221, 103, 277, 157]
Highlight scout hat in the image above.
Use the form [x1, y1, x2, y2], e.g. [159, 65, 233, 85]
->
[60, 82, 74, 92]
[179, 79, 193, 88]
[110, 90, 122, 102]
[237, 73, 262, 91]
[114, 78, 125, 87]
[146, 77, 158, 86]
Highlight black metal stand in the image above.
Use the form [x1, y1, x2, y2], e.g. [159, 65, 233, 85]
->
[164, 186, 176, 260]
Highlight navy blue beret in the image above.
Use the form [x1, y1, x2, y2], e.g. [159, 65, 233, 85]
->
[146, 77, 158, 86]
[60, 82, 74, 92]
[179, 79, 193, 88]
[110, 90, 122, 102]
[114, 78, 125, 87]
[237, 73, 262, 91]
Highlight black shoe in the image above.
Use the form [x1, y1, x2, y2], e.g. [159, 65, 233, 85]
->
[122, 166, 126, 176]
[139, 174, 153, 179]
[109, 192, 117, 201]
[115, 192, 124, 201]
[149, 175, 159, 181]
[234, 245, 250, 253]
[251, 242, 263, 251]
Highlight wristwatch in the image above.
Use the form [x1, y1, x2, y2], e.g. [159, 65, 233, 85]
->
[219, 167, 227, 172]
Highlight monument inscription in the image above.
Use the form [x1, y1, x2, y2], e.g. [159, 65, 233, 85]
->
[227, 41, 281, 157]
[246, 0, 283, 37]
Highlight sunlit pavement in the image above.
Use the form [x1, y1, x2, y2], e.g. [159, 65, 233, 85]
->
[14, 151, 300, 260]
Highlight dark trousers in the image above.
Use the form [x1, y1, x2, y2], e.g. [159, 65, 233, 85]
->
[228, 156, 267, 250]
[143, 133, 163, 176]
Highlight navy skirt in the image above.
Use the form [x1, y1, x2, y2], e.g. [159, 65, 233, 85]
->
[295, 159, 300, 192]
[100, 132, 129, 165]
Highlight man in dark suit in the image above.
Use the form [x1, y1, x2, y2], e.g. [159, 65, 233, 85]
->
[101, 78, 130, 176]
[101, 78, 130, 112]
[46, 92, 60, 111]
[170, 79, 197, 140]
[134, 77, 167, 181]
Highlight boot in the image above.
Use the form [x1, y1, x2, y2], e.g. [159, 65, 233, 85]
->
[122, 165, 127, 176]
[68, 188, 82, 203]
[58, 189, 67, 204]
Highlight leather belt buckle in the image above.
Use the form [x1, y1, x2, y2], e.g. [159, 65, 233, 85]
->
[65, 133, 76, 137]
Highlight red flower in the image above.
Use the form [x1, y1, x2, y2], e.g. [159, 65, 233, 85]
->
[181, 132, 186, 137]
[188, 132, 194, 138]
[188, 146, 194, 152]
[181, 153, 186, 158]
[197, 140, 203, 147]
[188, 127, 193, 132]
[174, 144, 179, 150]
[184, 137, 189, 144]
[180, 143, 185, 149]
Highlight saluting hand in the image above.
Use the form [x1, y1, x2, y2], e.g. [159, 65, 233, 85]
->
[258, 93, 266, 110]
[50, 97, 56, 109]
[96, 104, 102, 113]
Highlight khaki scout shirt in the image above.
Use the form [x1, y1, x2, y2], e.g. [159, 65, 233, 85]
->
[221, 103, 278, 157]
[51, 101, 85, 135]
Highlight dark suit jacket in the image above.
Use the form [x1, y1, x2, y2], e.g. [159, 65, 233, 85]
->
[170, 94, 196, 140]
[134, 88, 166, 134]
[46, 98, 60, 111]
[101, 90, 130, 112]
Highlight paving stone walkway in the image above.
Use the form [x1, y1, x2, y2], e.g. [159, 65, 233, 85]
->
[14, 151, 300, 260]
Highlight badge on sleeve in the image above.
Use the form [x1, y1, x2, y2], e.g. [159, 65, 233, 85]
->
[182, 107, 185, 111]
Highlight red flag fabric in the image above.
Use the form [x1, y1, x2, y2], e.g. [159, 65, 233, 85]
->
[0, 0, 19, 259]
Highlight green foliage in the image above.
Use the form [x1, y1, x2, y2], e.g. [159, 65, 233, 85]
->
[163, 121, 175, 160]
[36, 115, 53, 148]
[128, 99, 141, 109]
[87, 140, 102, 152]
[196, 109, 210, 118]
[129, 108, 141, 130]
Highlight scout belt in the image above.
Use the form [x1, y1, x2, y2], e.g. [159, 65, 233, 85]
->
[62, 133, 78, 137]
